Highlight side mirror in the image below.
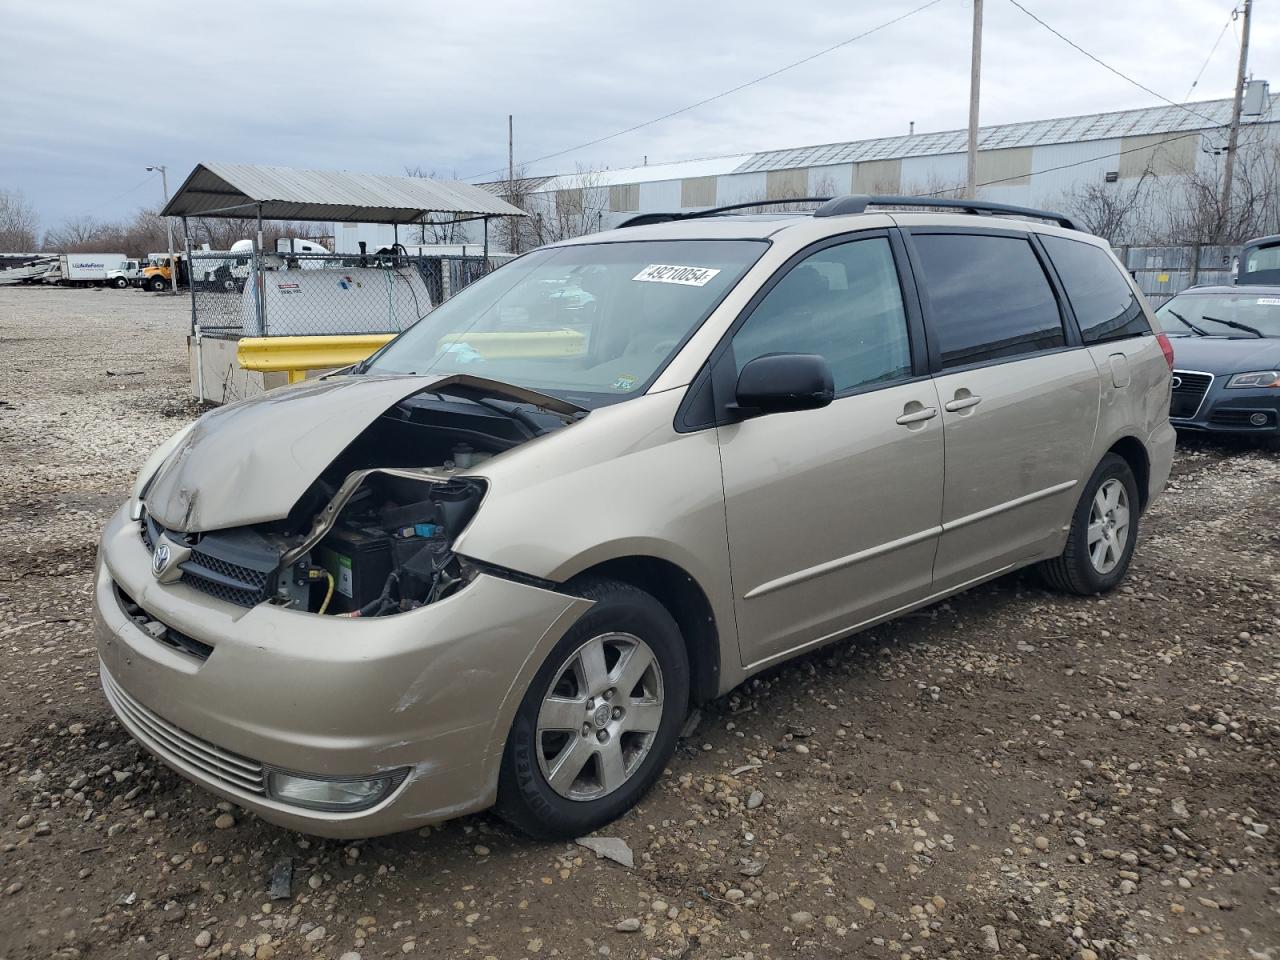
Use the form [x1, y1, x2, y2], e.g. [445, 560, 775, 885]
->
[734, 353, 835, 416]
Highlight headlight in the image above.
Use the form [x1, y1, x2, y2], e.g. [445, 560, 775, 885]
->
[1225, 371, 1280, 389]
[129, 422, 197, 520]
[265, 768, 408, 812]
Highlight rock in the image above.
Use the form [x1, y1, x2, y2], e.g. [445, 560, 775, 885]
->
[1171, 798, 1190, 820]
[1080, 950, 1099, 960]
[307, 873, 323, 891]
[981, 925, 1000, 952]
[577, 836, 634, 868]
[194, 931, 212, 948]
[255, 946, 275, 960]
[305, 926, 326, 942]
[15, 815, 33, 829]
[338, 954, 362, 960]
[214, 813, 235, 830]
[5, 882, 23, 896]
[473, 844, 490, 857]
[793, 743, 810, 755]
[857, 896, 876, 912]
[790, 911, 815, 927]
[747, 789, 764, 810]
[1034, 836, 1050, 851]
[726, 888, 745, 902]
[651, 900, 668, 914]
[615, 918, 641, 932]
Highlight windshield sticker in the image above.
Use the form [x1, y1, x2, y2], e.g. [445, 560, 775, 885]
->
[1257, 297, 1280, 305]
[612, 375, 638, 391]
[633, 264, 721, 287]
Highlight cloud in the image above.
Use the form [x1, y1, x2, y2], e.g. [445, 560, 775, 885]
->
[1, 0, 1272, 231]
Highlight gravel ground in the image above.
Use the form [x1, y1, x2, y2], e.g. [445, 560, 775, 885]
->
[0, 285, 1277, 960]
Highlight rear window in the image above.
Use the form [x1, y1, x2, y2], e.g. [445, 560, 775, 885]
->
[1041, 235, 1149, 343]
[913, 233, 1064, 368]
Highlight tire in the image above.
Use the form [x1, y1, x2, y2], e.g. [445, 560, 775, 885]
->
[495, 578, 689, 840]
[148, 277, 167, 292]
[1039, 453, 1140, 595]
[113, 276, 128, 288]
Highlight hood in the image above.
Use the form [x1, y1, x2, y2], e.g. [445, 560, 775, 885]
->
[1168, 335, 1280, 375]
[144, 373, 582, 532]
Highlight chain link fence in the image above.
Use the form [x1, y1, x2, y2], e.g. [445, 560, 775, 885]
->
[188, 250, 507, 339]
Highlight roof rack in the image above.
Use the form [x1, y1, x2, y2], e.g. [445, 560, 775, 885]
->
[814, 195, 1080, 230]
[616, 197, 833, 229]
[615, 194, 1081, 232]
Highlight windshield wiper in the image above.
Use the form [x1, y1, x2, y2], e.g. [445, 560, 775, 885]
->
[1166, 309, 1208, 337]
[1201, 315, 1263, 338]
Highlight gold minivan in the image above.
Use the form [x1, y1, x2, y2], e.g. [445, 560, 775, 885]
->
[95, 197, 1176, 838]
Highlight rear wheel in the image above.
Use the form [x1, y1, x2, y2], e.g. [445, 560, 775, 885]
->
[148, 277, 168, 292]
[1039, 453, 1139, 595]
[496, 578, 688, 839]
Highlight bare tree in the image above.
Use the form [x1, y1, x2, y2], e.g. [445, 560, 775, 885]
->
[42, 214, 104, 251]
[494, 165, 606, 251]
[1056, 168, 1158, 245]
[0, 189, 39, 251]
[1156, 137, 1280, 244]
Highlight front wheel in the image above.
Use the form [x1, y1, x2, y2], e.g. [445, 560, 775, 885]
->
[496, 579, 689, 839]
[1039, 453, 1140, 595]
[113, 276, 128, 288]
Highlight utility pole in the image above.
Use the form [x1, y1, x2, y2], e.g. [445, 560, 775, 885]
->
[147, 164, 177, 295]
[508, 114, 519, 254]
[1220, 0, 1252, 240]
[965, 0, 983, 199]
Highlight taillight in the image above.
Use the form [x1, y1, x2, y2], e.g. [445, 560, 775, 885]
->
[1156, 333, 1175, 370]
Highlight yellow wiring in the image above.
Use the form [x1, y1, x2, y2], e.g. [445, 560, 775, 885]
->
[317, 569, 335, 616]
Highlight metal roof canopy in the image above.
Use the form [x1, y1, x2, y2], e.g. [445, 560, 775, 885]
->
[162, 162, 526, 224]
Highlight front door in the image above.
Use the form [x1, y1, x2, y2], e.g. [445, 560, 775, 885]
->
[715, 234, 945, 669]
[905, 230, 1100, 591]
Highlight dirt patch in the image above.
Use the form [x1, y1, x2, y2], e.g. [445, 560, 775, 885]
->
[0, 286, 1277, 960]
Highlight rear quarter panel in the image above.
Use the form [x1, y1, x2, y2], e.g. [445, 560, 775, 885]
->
[1087, 335, 1175, 506]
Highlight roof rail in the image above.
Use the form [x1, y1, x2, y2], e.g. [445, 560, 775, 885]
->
[616, 197, 833, 229]
[814, 195, 1080, 231]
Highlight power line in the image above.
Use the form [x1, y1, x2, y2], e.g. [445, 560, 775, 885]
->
[463, 0, 948, 182]
[1182, 9, 1235, 102]
[1006, 0, 1225, 129]
[84, 172, 160, 217]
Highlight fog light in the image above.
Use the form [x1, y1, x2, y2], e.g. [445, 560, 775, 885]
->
[266, 768, 407, 812]
[1249, 412, 1269, 426]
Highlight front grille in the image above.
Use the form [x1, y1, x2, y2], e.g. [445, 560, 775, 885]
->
[139, 512, 275, 609]
[1210, 408, 1273, 427]
[101, 665, 266, 796]
[1170, 371, 1213, 419]
[180, 551, 272, 608]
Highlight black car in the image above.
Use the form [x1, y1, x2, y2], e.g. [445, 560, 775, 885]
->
[1156, 284, 1280, 448]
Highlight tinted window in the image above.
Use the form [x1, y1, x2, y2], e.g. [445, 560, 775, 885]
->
[732, 237, 912, 393]
[913, 234, 1064, 368]
[1041, 235, 1148, 343]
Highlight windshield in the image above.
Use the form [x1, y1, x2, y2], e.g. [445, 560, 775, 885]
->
[367, 239, 767, 406]
[1156, 292, 1280, 338]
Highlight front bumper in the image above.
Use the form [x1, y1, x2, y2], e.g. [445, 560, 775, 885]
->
[1170, 379, 1280, 438]
[94, 503, 591, 837]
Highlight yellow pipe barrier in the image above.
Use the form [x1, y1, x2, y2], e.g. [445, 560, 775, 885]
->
[237, 334, 396, 384]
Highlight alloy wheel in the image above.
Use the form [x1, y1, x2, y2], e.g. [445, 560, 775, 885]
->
[1087, 478, 1130, 574]
[535, 632, 664, 801]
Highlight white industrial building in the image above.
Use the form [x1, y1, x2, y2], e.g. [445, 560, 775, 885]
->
[481, 90, 1279, 243]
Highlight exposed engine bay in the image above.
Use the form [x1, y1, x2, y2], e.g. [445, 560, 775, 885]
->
[140, 378, 582, 618]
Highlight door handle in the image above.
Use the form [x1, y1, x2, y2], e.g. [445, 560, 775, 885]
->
[944, 394, 982, 412]
[895, 406, 938, 425]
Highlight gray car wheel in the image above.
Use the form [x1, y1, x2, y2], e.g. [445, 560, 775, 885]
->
[496, 578, 688, 839]
[1039, 453, 1140, 595]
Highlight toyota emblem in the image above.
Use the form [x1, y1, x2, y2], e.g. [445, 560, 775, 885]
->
[151, 542, 171, 577]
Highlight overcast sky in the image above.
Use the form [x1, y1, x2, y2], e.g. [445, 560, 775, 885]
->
[2, 0, 1276, 232]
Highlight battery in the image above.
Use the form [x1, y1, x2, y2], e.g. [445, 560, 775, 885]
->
[316, 524, 394, 614]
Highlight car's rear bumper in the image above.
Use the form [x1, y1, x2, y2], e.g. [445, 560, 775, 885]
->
[94, 503, 591, 837]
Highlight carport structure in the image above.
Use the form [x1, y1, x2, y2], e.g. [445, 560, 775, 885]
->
[159, 162, 526, 402]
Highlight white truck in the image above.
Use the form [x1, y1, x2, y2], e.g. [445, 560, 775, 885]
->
[105, 258, 144, 289]
[56, 253, 129, 287]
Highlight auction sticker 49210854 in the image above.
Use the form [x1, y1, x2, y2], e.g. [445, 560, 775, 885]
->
[632, 264, 721, 287]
